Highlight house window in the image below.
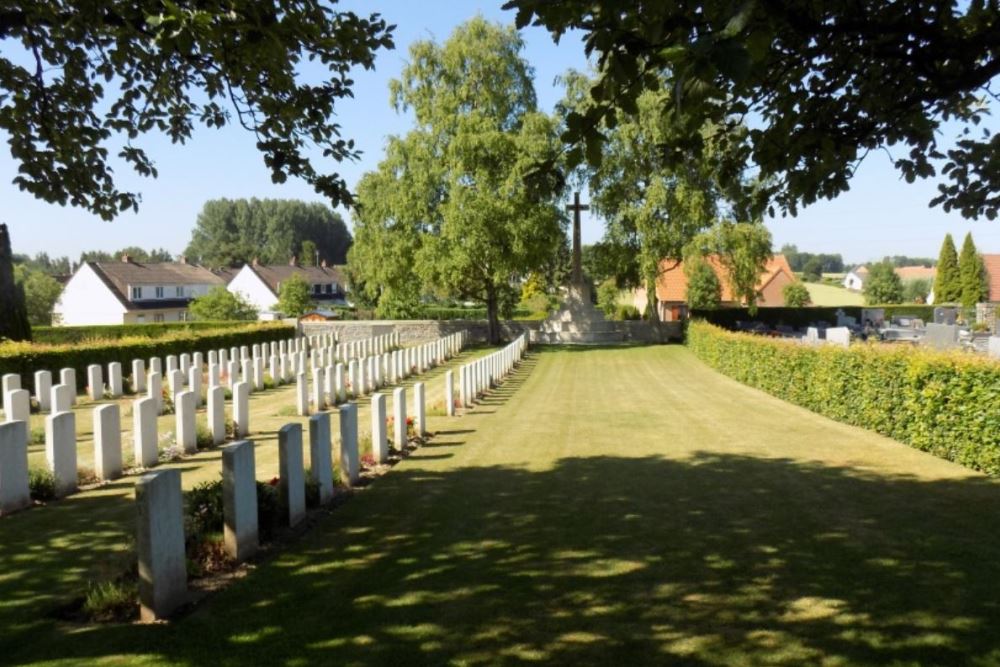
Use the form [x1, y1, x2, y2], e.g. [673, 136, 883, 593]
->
[324, 283, 333, 294]
[153, 313, 164, 323]
[137, 314, 145, 324]
[313, 283, 322, 294]
[176, 286, 184, 297]
[155, 286, 164, 298]
[179, 311, 188, 321]
[131, 286, 142, 300]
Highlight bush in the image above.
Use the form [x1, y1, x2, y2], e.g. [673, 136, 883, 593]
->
[33, 321, 251, 345]
[687, 321, 1000, 475]
[0, 323, 294, 392]
[82, 580, 137, 623]
[28, 467, 56, 501]
[615, 305, 641, 321]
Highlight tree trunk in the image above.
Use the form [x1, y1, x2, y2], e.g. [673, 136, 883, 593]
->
[0, 224, 31, 341]
[485, 285, 501, 345]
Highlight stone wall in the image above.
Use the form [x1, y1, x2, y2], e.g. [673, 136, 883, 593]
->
[300, 319, 683, 344]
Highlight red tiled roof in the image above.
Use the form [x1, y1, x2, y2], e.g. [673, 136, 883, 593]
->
[982, 254, 1000, 302]
[894, 266, 936, 281]
[656, 254, 794, 304]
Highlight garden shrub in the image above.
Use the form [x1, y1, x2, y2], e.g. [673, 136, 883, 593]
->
[28, 467, 56, 501]
[687, 320, 1000, 475]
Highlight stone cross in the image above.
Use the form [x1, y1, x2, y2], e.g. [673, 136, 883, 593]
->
[566, 191, 589, 285]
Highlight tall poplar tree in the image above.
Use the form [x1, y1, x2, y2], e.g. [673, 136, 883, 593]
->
[933, 234, 961, 304]
[958, 232, 988, 308]
[0, 224, 31, 341]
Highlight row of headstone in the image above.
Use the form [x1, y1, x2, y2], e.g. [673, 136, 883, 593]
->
[803, 326, 851, 348]
[0, 380, 254, 515]
[136, 405, 367, 620]
[458, 334, 529, 408]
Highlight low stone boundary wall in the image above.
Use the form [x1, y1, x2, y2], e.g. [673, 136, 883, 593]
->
[300, 319, 683, 344]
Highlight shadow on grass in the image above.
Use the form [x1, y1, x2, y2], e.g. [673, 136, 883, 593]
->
[11, 452, 1000, 665]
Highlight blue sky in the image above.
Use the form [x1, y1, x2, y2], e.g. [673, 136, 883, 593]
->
[1, 1, 998, 265]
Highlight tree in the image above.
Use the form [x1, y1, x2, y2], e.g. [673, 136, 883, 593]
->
[689, 221, 772, 315]
[558, 69, 737, 321]
[801, 257, 823, 282]
[348, 19, 566, 343]
[958, 232, 989, 308]
[933, 234, 961, 303]
[79, 247, 174, 263]
[863, 261, 903, 305]
[684, 256, 721, 310]
[300, 240, 318, 268]
[188, 287, 258, 321]
[903, 278, 931, 304]
[186, 199, 352, 268]
[14, 266, 62, 326]
[507, 1, 1000, 219]
[782, 281, 811, 307]
[596, 278, 620, 318]
[276, 275, 313, 317]
[0, 224, 31, 340]
[0, 3, 394, 220]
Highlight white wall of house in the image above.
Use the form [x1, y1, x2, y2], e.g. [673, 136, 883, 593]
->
[52, 264, 128, 326]
[227, 267, 279, 317]
[843, 271, 865, 291]
[124, 309, 191, 324]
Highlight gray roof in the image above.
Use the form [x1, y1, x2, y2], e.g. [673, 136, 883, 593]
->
[246, 264, 347, 296]
[88, 261, 229, 309]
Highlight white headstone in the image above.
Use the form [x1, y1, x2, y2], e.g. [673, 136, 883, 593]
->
[312, 368, 325, 411]
[392, 387, 407, 452]
[34, 370, 52, 412]
[187, 366, 202, 408]
[133, 397, 159, 469]
[207, 386, 226, 446]
[0, 421, 31, 514]
[413, 382, 426, 437]
[4, 389, 30, 440]
[222, 440, 258, 562]
[136, 468, 187, 621]
[45, 411, 77, 497]
[107, 362, 123, 398]
[338, 403, 359, 486]
[371, 393, 388, 464]
[175, 390, 197, 454]
[148, 371, 163, 414]
[60, 368, 77, 405]
[93, 404, 122, 480]
[825, 326, 851, 348]
[445, 370, 455, 416]
[167, 369, 184, 403]
[989, 336, 1000, 360]
[296, 372, 308, 417]
[233, 382, 250, 438]
[131, 360, 146, 394]
[308, 413, 334, 504]
[277, 423, 306, 527]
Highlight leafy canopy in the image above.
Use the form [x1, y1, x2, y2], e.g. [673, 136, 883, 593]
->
[14, 265, 62, 326]
[188, 286, 258, 321]
[0, 2, 394, 219]
[689, 221, 773, 315]
[276, 274, 313, 318]
[507, 1, 1000, 219]
[348, 18, 566, 342]
[185, 198, 351, 268]
[958, 232, 989, 308]
[684, 256, 722, 310]
[782, 281, 811, 308]
[864, 261, 904, 305]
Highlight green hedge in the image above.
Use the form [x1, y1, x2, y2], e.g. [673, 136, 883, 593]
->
[33, 321, 254, 345]
[690, 305, 936, 329]
[0, 323, 296, 392]
[687, 320, 1000, 475]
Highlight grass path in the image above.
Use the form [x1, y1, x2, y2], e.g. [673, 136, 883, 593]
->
[8, 345, 1000, 665]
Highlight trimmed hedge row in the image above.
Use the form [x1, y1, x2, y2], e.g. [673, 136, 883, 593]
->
[690, 305, 936, 329]
[0, 323, 296, 392]
[686, 320, 1000, 475]
[33, 321, 253, 345]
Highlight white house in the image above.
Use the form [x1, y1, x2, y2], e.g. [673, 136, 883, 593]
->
[227, 260, 349, 318]
[53, 256, 234, 326]
[842, 266, 868, 291]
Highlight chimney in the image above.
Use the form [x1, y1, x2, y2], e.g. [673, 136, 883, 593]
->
[289, 255, 298, 267]
[121, 253, 131, 263]
[320, 259, 327, 269]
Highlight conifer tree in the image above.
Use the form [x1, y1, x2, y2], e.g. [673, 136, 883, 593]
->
[933, 234, 960, 303]
[958, 232, 989, 308]
[0, 224, 32, 341]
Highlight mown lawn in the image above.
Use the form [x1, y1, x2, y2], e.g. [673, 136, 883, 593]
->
[6, 345, 1000, 665]
[804, 281, 865, 306]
